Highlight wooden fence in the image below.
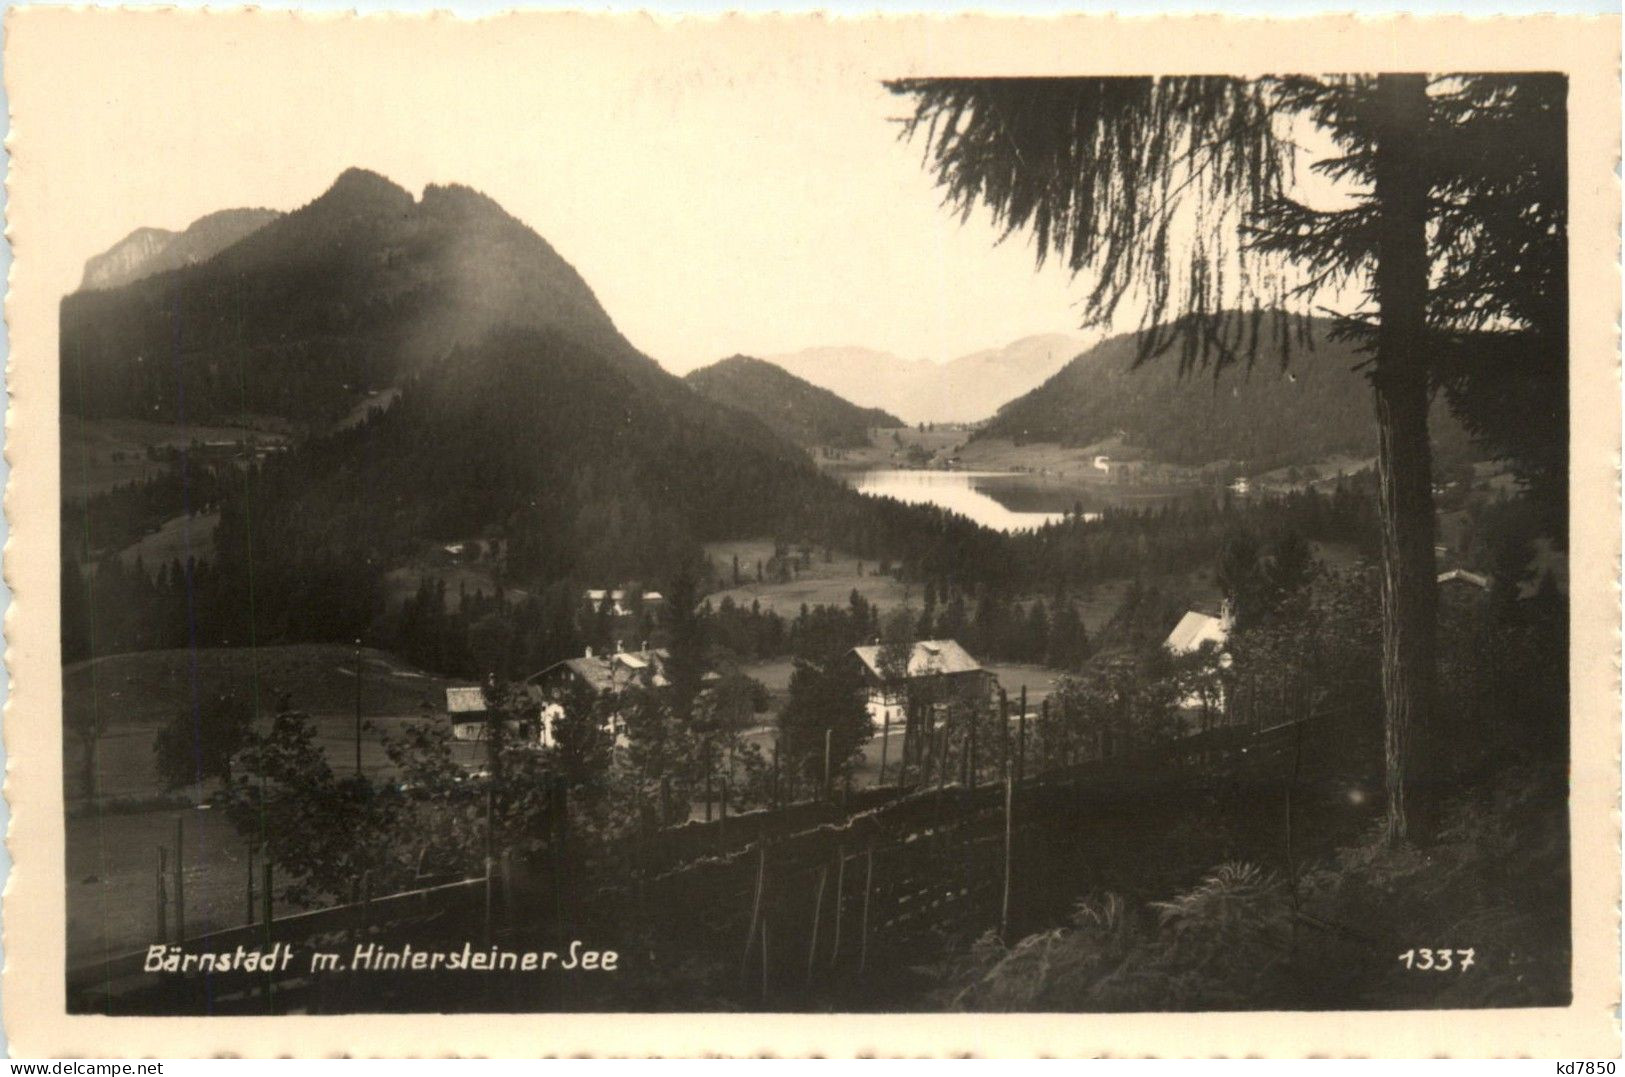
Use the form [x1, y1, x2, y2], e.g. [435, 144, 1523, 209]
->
[71, 701, 1374, 1013]
[593, 700, 1374, 1008]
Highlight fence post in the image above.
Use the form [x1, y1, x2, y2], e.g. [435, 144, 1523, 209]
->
[741, 843, 766, 979]
[262, 857, 273, 927]
[997, 690, 1008, 783]
[917, 704, 929, 786]
[484, 846, 495, 947]
[957, 707, 969, 788]
[1063, 696, 1073, 767]
[823, 729, 832, 800]
[899, 699, 913, 787]
[1018, 686, 1028, 784]
[760, 920, 770, 1004]
[246, 844, 256, 926]
[173, 815, 186, 941]
[969, 700, 980, 792]
[858, 845, 874, 975]
[261, 856, 275, 1013]
[805, 863, 828, 986]
[879, 709, 890, 788]
[1040, 699, 1050, 778]
[156, 846, 168, 943]
[830, 848, 847, 968]
[1287, 718, 1306, 959]
[1000, 771, 1014, 942]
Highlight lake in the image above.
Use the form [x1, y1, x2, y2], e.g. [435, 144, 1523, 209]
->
[850, 469, 1096, 533]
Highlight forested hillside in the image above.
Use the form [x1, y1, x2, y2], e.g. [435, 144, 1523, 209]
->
[977, 318, 1471, 470]
[685, 355, 902, 447]
[63, 323, 1005, 664]
[60, 171, 1006, 668]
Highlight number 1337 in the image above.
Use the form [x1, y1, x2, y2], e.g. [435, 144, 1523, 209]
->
[1399, 948, 1475, 971]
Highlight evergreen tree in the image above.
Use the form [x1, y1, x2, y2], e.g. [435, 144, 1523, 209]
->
[888, 74, 1565, 842]
[664, 567, 706, 725]
[1024, 599, 1052, 664]
[153, 692, 255, 791]
[779, 659, 872, 791]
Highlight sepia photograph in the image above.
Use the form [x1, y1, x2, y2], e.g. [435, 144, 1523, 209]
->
[5, 8, 1619, 1058]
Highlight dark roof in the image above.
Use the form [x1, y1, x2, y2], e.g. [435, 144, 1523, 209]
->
[527, 648, 673, 694]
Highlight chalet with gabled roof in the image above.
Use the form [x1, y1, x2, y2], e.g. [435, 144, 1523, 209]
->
[845, 638, 995, 728]
[1164, 602, 1234, 723]
[531, 645, 676, 696]
[523, 644, 718, 744]
[1164, 609, 1229, 656]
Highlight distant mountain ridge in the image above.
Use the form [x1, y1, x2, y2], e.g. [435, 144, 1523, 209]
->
[765, 333, 1085, 425]
[685, 355, 903, 447]
[79, 208, 282, 291]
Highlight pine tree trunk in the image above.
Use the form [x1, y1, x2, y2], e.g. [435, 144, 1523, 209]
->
[1371, 73, 1438, 846]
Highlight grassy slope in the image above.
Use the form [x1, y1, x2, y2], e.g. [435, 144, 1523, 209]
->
[115, 512, 221, 569]
[701, 538, 914, 616]
[65, 643, 454, 731]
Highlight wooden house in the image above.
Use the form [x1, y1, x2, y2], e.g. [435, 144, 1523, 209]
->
[1163, 602, 1234, 724]
[524, 645, 715, 743]
[443, 685, 535, 745]
[846, 639, 994, 728]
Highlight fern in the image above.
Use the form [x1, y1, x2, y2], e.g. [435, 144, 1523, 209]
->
[1152, 862, 1287, 938]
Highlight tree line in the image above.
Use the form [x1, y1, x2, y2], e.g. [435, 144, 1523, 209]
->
[62, 466, 1380, 674]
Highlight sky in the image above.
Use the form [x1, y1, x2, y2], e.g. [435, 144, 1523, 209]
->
[14, 10, 1598, 378]
[19, 15, 1097, 375]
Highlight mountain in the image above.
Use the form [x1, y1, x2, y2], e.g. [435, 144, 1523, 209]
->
[764, 334, 1083, 425]
[975, 319, 1470, 470]
[763, 346, 933, 421]
[61, 168, 630, 428]
[685, 355, 903, 447]
[913, 334, 1085, 424]
[63, 170, 994, 661]
[209, 327, 835, 613]
[78, 208, 282, 291]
